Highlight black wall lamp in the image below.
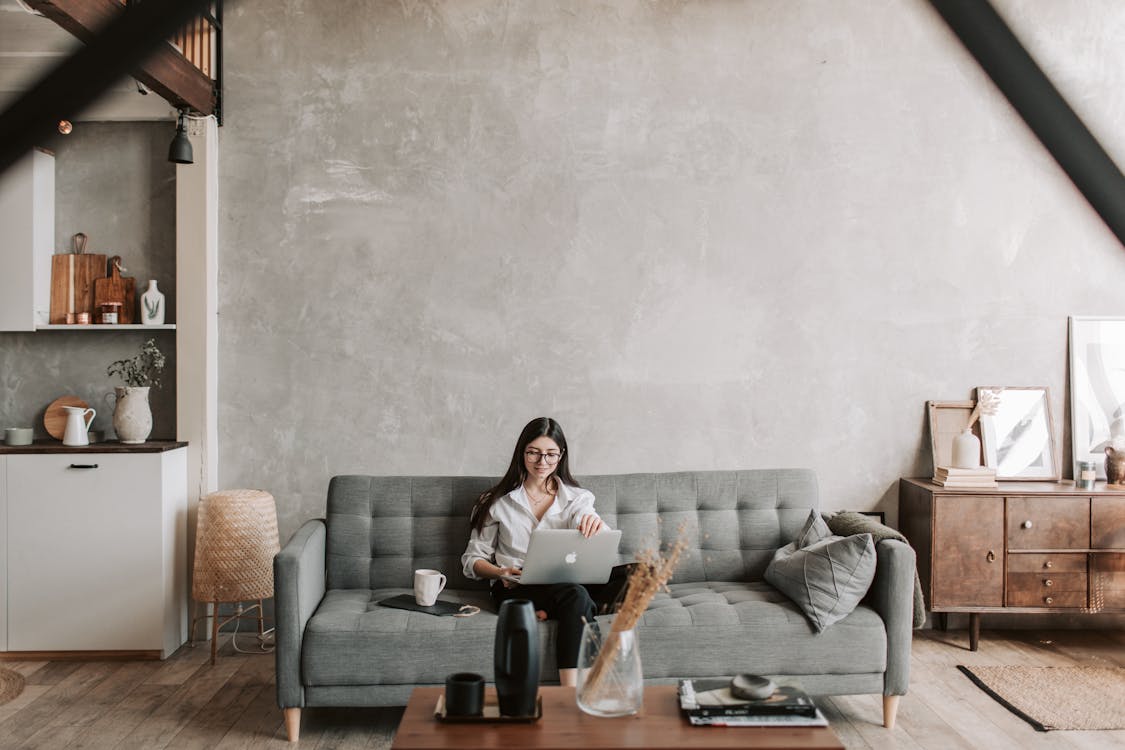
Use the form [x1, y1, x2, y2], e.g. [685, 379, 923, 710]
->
[168, 110, 193, 164]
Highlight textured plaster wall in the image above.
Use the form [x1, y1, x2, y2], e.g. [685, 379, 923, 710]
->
[220, 0, 1125, 541]
[0, 122, 177, 439]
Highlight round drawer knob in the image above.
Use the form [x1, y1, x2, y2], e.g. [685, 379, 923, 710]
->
[1045, 561, 1053, 569]
[1045, 597, 1053, 604]
[1022, 520, 1033, 529]
[1045, 579, 1053, 587]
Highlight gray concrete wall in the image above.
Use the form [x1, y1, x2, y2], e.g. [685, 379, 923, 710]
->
[219, 0, 1125, 540]
[0, 122, 177, 440]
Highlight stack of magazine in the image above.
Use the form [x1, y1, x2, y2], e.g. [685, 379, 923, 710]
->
[678, 678, 828, 727]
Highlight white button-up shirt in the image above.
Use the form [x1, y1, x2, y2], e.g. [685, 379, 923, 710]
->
[461, 482, 607, 580]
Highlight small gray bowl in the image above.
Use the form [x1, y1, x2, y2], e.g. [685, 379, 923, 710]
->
[4, 427, 34, 446]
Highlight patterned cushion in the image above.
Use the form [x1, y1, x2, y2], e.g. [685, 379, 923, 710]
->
[764, 510, 877, 632]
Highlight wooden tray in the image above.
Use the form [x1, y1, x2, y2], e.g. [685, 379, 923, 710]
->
[434, 693, 542, 723]
[44, 395, 90, 440]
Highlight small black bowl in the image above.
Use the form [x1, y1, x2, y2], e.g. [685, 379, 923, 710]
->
[445, 672, 485, 716]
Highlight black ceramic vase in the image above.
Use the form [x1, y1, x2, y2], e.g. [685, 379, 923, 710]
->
[493, 599, 540, 716]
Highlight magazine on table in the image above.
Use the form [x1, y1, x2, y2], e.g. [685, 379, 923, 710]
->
[687, 709, 829, 727]
[678, 678, 819, 718]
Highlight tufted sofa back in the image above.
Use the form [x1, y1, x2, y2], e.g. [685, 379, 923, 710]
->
[324, 469, 819, 590]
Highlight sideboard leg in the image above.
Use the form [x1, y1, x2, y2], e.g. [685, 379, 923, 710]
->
[937, 612, 948, 631]
[883, 695, 901, 729]
[284, 707, 301, 742]
[969, 613, 980, 651]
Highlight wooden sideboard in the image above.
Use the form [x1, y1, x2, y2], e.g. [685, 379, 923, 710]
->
[899, 478, 1125, 650]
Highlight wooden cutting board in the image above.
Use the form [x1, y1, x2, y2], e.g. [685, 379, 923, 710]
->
[93, 255, 136, 324]
[44, 395, 90, 440]
[49, 253, 107, 324]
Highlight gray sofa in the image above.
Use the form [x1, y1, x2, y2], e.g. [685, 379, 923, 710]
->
[275, 469, 914, 741]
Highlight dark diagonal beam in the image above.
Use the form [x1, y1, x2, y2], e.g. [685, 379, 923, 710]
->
[929, 0, 1125, 247]
[0, 0, 211, 175]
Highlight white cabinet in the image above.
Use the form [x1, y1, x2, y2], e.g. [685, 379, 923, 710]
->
[1, 447, 187, 657]
[0, 148, 54, 331]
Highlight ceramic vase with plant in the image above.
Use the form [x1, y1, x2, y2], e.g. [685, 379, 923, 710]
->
[106, 338, 165, 444]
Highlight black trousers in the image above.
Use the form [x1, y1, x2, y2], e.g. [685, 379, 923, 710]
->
[489, 564, 635, 670]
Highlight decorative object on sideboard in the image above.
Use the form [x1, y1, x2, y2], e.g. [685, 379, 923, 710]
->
[1077, 460, 1098, 490]
[977, 386, 1059, 481]
[952, 390, 1000, 469]
[493, 599, 540, 717]
[43, 394, 90, 440]
[50, 232, 107, 325]
[61, 405, 96, 447]
[1068, 316, 1125, 480]
[1106, 438, 1125, 487]
[94, 255, 136, 324]
[191, 489, 281, 665]
[141, 279, 166, 325]
[927, 400, 978, 472]
[106, 338, 165, 444]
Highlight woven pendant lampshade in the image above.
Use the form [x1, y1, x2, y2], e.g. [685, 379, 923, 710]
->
[193, 489, 280, 602]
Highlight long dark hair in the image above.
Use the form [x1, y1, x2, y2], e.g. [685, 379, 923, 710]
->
[470, 417, 580, 532]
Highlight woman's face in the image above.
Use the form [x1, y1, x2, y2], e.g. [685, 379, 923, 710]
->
[523, 436, 562, 482]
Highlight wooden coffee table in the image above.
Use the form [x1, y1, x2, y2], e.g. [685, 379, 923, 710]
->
[391, 686, 844, 749]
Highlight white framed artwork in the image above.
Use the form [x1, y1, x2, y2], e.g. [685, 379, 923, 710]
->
[1068, 316, 1125, 480]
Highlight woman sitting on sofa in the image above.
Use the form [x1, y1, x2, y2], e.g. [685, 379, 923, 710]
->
[461, 416, 608, 687]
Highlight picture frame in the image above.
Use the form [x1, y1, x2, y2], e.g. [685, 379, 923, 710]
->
[1069, 316, 1125, 480]
[976, 386, 1058, 481]
[926, 400, 979, 472]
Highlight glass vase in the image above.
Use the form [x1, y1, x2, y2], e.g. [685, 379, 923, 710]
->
[576, 619, 643, 717]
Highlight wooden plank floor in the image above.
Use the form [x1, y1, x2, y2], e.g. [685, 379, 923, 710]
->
[0, 629, 1122, 749]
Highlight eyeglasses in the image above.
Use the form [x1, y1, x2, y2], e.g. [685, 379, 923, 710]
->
[525, 450, 562, 465]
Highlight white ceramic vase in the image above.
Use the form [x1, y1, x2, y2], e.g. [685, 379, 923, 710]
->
[111, 386, 152, 444]
[141, 280, 165, 325]
[951, 428, 981, 469]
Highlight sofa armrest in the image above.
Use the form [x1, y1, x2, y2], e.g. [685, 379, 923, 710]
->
[868, 538, 915, 696]
[274, 518, 327, 709]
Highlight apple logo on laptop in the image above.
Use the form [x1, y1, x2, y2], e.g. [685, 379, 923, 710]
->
[565, 551, 577, 564]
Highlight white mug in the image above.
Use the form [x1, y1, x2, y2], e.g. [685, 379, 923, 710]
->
[414, 569, 447, 606]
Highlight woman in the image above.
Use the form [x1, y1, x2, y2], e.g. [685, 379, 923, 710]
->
[461, 417, 607, 687]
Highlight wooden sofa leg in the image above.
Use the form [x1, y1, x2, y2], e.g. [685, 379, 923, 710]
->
[284, 707, 301, 742]
[883, 695, 900, 729]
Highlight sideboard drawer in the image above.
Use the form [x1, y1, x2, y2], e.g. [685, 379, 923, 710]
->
[1007, 496, 1089, 549]
[1007, 572, 1087, 608]
[1007, 553, 1086, 573]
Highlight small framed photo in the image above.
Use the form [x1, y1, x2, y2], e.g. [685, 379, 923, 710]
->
[976, 386, 1059, 481]
[927, 400, 978, 472]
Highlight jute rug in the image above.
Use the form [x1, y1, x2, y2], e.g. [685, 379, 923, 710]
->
[0, 667, 25, 706]
[958, 665, 1125, 731]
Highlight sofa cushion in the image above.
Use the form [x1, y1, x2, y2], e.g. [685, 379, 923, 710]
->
[764, 516, 877, 633]
[301, 582, 886, 687]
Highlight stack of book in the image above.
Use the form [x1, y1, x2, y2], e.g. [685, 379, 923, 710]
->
[678, 679, 828, 727]
[932, 466, 998, 488]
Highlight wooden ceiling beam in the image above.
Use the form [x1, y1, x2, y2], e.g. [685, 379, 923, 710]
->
[27, 0, 214, 115]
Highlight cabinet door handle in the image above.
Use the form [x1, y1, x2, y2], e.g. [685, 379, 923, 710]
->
[1045, 561, 1053, 569]
[68, 463, 99, 469]
[1045, 597, 1053, 605]
[1022, 520, 1033, 529]
[1044, 579, 1053, 587]
[987, 550, 996, 563]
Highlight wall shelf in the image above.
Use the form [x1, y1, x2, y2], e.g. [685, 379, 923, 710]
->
[35, 324, 176, 331]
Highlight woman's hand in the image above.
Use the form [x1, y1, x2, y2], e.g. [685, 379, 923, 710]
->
[496, 566, 522, 589]
[577, 514, 604, 538]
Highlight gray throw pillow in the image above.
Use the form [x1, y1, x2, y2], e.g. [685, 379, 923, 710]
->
[765, 511, 877, 633]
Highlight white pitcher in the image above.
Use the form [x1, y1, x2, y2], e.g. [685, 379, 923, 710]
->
[62, 405, 96, 447]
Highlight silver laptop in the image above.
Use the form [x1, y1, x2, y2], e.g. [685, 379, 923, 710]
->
[503, 529, 623, 585]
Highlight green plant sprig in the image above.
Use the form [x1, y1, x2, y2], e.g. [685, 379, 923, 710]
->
[107, 338, 166, 388]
